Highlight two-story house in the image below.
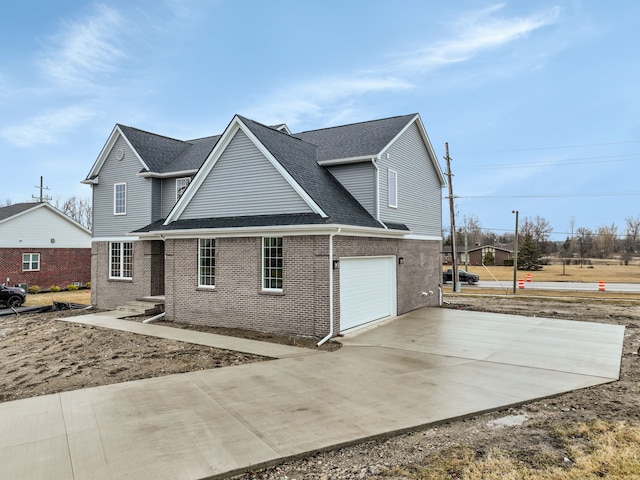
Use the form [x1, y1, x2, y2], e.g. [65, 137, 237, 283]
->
[83, 113, 446, 341]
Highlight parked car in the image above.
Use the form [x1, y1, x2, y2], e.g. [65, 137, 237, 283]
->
[0, 284, 26, 308]
[442, 269, 479, 285]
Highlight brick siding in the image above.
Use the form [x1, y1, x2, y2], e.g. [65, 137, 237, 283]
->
[0, 247, 90, 289]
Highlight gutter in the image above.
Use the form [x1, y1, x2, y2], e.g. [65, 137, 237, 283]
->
[372, 156, 387, 230]
[317, 227, 341, 346]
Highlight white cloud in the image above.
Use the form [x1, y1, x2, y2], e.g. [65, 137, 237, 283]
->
[395, 4, 561, 74]
[1, 105, 97, 147]
[247, 75, 413, 127]
[37, 5, 127, 90]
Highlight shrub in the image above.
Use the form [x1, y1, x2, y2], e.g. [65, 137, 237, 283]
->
[49, 285, 61, 292]
[28, 285, 40, 294]
[66, 284, 79, 291]
[86, 281, 91, 289]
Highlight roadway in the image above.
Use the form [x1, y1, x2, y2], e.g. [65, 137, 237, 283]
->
[472, 280, 640, 293]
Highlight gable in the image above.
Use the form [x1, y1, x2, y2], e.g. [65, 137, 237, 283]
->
[0, 204, 91, 248]
[179, 129, 313, 220]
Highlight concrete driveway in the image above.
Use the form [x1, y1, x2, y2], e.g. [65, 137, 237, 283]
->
[0, 308, 624, 479]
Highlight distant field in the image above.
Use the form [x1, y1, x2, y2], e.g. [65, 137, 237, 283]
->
[452, 260, 640, 283]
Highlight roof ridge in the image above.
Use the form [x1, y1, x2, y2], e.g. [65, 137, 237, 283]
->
[117, 124, 188, 144]
[293, 113, 417, 135]
[237, 115, 317, 148]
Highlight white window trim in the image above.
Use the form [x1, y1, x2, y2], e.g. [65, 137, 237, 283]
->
[109, 241, 133, 280]
[176, 177, 191, 202]
[198, 238, 216, 288]
[114, 183, 127, 215]
[262, 237, 283, 292]
[22, 253, 40, 272]
[388, 168, 398, 208]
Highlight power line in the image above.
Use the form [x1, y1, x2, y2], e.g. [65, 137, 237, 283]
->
[458, 152, 640, 170]
[452, 191, 640, 199]
[454, 140, 640, 155]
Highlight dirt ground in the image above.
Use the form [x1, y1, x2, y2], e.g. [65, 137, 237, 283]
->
[1, 297, 638, 479]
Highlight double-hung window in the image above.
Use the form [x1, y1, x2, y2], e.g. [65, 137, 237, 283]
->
[22, 253, 40, 271]
[109, 242, 133, 279]
[176, 177, 191, 201]
[262, 237, 283, 290]
[198, 239, 215, 287]
[388, 169, 398, 208]
[114, 183, 127, 215]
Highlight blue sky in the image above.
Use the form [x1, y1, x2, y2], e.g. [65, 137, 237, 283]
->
[1, 1, 639, 240]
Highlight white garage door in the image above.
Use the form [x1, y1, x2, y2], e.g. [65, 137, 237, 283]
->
[340, 256, 397, 331]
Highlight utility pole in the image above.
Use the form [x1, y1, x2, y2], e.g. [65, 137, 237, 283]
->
[512, 210, 519, 294]
[445, 143, 460, 292]
[32, 176, 52, 203]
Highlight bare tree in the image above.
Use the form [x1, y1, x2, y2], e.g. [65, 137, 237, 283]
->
[576, 227, 594, 266]
[625, 215, 640, 253]
[595, 223, 618, 258]
[52, 196, 92, 230]
[0, 198, 13, 207]
[457, 214, 483, 247]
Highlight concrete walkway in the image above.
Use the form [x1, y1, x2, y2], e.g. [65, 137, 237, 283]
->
[58, 310, 318, 359]
[0, 308, 625, 480]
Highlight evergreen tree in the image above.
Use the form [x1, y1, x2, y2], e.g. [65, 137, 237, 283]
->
[518, 233, 542, 270]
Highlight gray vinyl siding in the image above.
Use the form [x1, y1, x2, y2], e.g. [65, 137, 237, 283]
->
[161, 177, 178, 218]
[378, 122, 443, 236]
[327, 163, 376, 216]
[151, 178, 162, 222]
[180, 130, 312, 219]
[92, 136, 153, 237]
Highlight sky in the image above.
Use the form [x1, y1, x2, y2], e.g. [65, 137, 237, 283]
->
[1, 1, 639, 241]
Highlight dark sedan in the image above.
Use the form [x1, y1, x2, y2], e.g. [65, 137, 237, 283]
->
[0, 284, 26, 308]
[442, 269, 479, 285]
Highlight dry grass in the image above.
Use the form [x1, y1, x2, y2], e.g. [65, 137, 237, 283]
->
[453, 262, 640, 283]
[24, 290, 92, 307]
[389, 420, 640, 480]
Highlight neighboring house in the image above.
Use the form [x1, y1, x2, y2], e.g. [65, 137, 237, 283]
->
[83, 113, 446, 339]
[467, 245, 513, 266]
[0, 202, 91, 289]
[443, 245, 513, 266]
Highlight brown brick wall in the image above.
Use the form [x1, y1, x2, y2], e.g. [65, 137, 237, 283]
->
[0, 247, 90, 289]
[162, 234, 441, 339]
[91, 241, 150, 309]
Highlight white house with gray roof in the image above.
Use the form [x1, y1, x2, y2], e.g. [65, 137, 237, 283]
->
[83, 113, 445, 340]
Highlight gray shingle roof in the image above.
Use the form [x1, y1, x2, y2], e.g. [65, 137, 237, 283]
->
[0, 202, 39, 222]
[118, 114, 418, 232]
[238, 116, 383, 228]
[293, 113, 417, 161]
[117, 125, 219, 173]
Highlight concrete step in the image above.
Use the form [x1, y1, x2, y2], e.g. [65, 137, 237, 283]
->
[116, 300, 164, 316]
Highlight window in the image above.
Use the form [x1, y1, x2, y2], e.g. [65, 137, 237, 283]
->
[198, 239, 215, 287]
[109, 242, 133, 279]
[22, 253, 40, 271]
[262, 237, 283, 290]
[388, 169, 398, 208]
[176, 177, 191, 201]
[114, 183, 126, 215]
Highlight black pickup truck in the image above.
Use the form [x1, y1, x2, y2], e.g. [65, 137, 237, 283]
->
[442, 269, 479, 285]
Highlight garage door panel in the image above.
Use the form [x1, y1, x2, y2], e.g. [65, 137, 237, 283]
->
[340, 257, 396, 331]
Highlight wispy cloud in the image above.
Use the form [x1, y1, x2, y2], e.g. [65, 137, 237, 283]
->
[37, 5, 127, 90]
[250, 4, 561, 127]
[247, 75, 413, 127]
[1, 105, 97, 147]
[394, 4, 561, 74]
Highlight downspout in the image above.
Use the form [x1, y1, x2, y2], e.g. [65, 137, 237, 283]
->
[372, 156, 387, 229]
[317, 227, 341, 346]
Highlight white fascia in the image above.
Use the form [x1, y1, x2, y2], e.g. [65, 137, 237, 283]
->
[138, 169, 198, 179]
[404, 233, 443, 241]
[317, 155, 376, 166]
[136, 223, 408, 240]
[92, 236, 140, 242]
